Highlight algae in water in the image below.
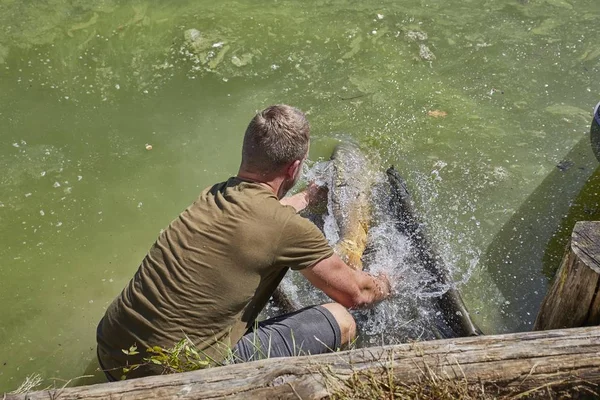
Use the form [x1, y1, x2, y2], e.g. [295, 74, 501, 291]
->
[543, 0, 573, 9]
[532, 18, 562, 35]
[0, 44, 8, 63]
[66, 12, 99, 37]
[545, 104, 590, 124]
[231, 53, 253, 67]
[341, 34, 363, 60]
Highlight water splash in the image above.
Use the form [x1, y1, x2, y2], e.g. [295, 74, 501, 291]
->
[270, 161, 476, 346]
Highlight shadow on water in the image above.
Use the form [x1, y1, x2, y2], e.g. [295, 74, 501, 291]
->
[482, 106, 600, 333]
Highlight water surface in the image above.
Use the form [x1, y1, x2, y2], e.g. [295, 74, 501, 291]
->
[1, 0, 599, 390]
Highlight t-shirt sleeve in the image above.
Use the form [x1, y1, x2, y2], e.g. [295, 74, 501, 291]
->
[276, 212, 334, 271]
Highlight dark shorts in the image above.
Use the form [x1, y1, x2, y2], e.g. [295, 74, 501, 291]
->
[231, 305, 342, 362]
[97, 305, 341, 381]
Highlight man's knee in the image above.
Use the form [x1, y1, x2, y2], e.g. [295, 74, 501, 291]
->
[321, 303, 356, 345]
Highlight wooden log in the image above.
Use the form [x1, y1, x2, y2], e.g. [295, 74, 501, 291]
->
[5, 326, 600, 399]
[534, 221, 600, 330]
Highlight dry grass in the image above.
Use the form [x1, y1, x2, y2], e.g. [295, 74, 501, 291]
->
[8, 374, 43, 394]
[6, 373, 95, 397]
[323, 360, 599, 400]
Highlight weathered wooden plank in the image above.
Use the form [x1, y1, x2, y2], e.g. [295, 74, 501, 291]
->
[573, 221, 600, 274]
[5, 326, 600, 399]
[534, 221, 600, 330]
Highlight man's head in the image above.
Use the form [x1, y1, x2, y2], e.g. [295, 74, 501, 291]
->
[240, 105, 310, 195]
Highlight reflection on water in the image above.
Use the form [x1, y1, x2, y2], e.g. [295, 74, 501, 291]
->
[1, 0, 599, 391]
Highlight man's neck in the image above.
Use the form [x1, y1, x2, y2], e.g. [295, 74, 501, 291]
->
[237, 170, 285, 198]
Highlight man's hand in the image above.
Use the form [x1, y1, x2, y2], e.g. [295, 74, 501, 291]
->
[372, 272, 392, 301]
[280, 182, 328, 213]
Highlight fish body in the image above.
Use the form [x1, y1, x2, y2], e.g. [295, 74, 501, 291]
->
[329, 142, 373, 270]
[270, 142, 372, 313]
[271, 285, 301, 315]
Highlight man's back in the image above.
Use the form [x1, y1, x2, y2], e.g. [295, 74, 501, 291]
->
[97, 177, 332, 379]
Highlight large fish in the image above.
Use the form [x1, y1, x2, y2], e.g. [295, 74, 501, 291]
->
[329, 142, 373, 270]
[271, 283, 301, 315]
[386, 166, 482, 337]
[270, 142, 372, 314]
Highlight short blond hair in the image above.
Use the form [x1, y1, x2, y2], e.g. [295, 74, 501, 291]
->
[241, 105, 310, 172]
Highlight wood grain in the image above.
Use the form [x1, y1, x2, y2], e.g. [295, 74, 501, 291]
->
[535, 221, 600, 330]
[5, 326, 600, 399]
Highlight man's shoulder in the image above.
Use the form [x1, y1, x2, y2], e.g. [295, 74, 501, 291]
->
[189, 177, 292, 222]
[194, 178, 276, 206]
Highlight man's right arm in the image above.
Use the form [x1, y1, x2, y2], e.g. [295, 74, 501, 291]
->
[299, 253, 392, 309]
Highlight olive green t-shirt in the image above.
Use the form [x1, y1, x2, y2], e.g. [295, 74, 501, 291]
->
[97, 177, 333, 379]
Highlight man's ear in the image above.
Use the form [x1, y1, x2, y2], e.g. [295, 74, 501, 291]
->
[286, 159, 301, 179]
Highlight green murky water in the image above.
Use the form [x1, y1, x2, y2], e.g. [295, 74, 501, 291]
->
[1, 0, 599, 391]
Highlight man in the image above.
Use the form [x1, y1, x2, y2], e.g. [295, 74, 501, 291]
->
[96, 105, 392, 380]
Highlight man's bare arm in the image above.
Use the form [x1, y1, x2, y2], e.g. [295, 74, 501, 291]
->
[300, 254, 392, 309]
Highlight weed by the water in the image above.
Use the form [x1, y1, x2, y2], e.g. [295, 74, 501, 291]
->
[120, 337, 213, 379]
[7, 373, 94, 397]
[324, 363, 599, 400]
[8, 374, 43, 394]
[119, 324, 329, 379]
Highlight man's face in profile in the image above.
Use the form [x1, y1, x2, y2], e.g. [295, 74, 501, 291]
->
[281, 146, 308, 198]
[280, 157, 303, 197]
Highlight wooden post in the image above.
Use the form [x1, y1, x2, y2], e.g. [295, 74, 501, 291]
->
[534, 221, 600, 330]
[5, 326, 600, 399]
